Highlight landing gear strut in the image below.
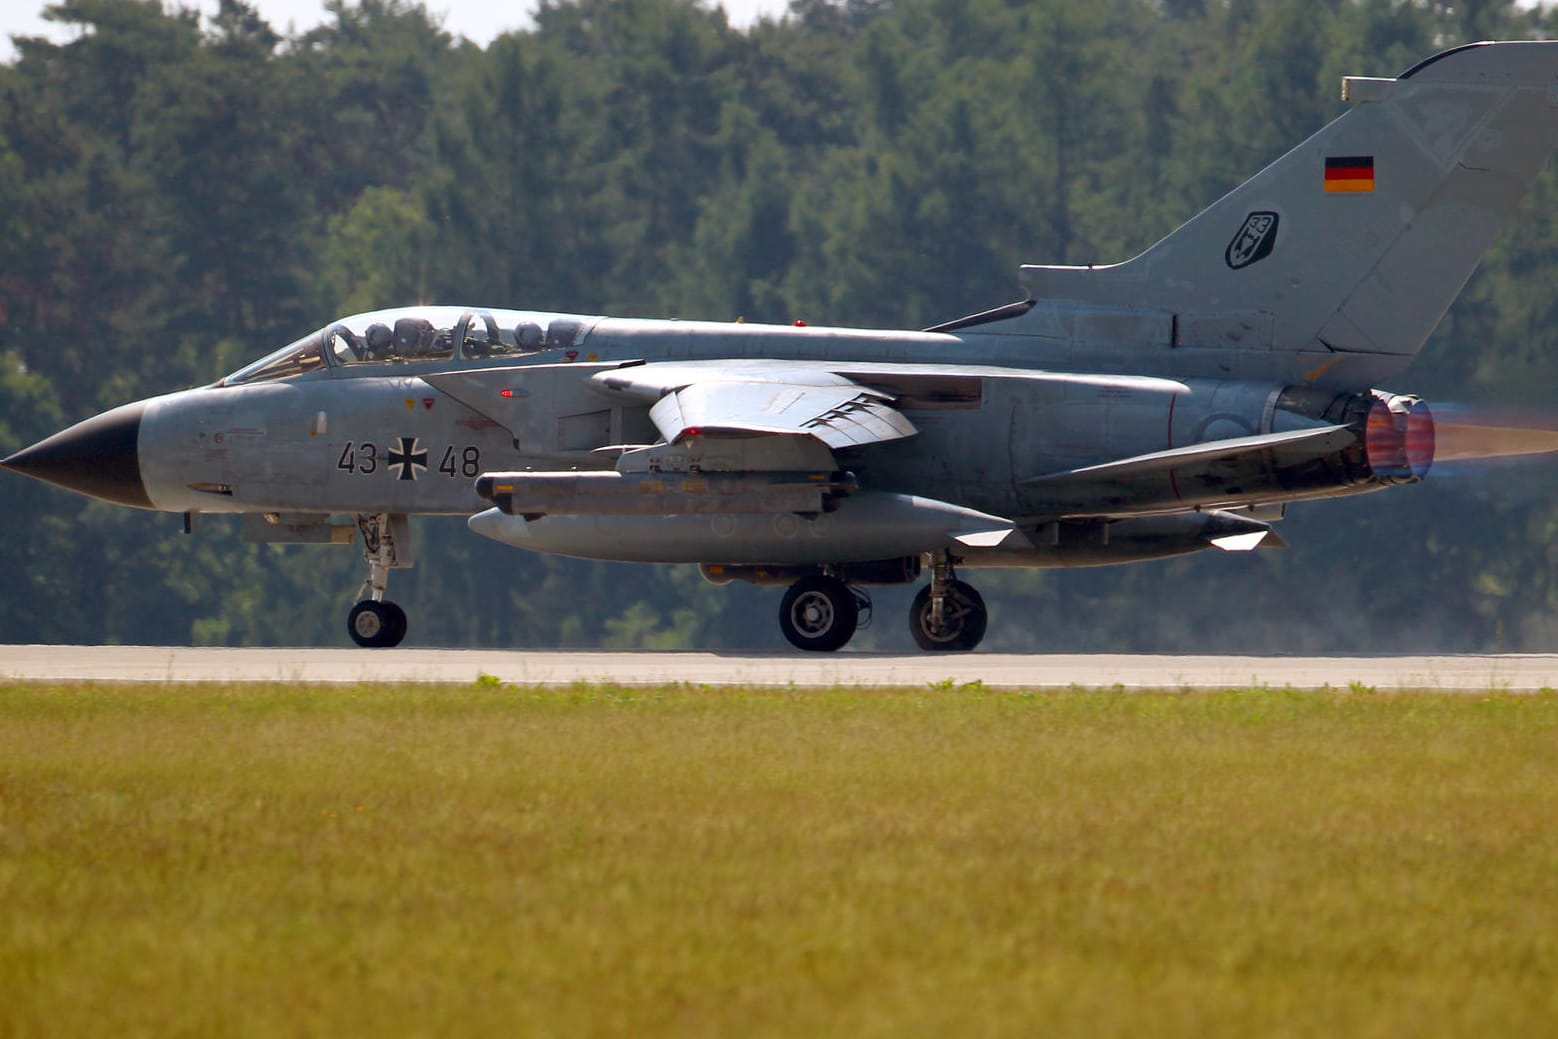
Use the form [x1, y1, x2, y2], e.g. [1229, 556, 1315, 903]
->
[909, 554, 988, 652]
[348, 513, 411, 648]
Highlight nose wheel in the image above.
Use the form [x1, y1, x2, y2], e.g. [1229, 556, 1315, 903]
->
[348, 513, 413, 649]
[348, 599, 407, 648]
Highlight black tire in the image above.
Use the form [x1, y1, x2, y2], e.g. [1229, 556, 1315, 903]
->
[381, 601, 408, 647]
[779, 575, 859, 652]
[909, 581, 988, 652]
[348, 600, 406, 649]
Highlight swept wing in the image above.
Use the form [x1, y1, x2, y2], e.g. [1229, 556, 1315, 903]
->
[591, 365, 918, 448]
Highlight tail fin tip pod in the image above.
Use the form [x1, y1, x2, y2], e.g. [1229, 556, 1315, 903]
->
[1019, 41, 1558, 362]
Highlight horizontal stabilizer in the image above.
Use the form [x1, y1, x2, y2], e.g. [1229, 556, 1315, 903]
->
[1024, 425, 1355, 489]
[1021, 425, 1356, 517]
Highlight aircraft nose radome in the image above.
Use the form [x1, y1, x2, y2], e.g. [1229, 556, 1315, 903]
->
[1, 400, 153, 508]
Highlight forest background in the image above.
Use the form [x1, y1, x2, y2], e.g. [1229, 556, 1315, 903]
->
[2, 0, 1556, 652]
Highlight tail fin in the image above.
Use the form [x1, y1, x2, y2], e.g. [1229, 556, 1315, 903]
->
[1019, 41, 1558, 362]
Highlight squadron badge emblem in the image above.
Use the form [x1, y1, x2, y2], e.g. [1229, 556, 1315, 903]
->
[1225, 211, 1279, 269]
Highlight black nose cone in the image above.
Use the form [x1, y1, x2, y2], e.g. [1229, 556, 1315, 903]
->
[2, 400, 153, 508]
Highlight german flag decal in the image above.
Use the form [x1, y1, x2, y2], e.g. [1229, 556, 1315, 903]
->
[1324, 155, 1375, 193]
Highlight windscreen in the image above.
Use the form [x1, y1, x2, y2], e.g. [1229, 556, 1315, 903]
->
[222, 333, 326, 385]
[223, 307, 597, 385]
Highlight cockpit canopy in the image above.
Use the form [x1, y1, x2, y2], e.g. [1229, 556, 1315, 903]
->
[223, 306, 595, 386]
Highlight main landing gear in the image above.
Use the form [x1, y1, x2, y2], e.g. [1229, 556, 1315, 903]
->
[779, 574, 872, 652]
[776, 553, 989, 653]
[348, 513, 411, 648]
[908, 555, 988, 652]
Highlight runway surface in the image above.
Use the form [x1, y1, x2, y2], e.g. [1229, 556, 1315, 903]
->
[2, 645, 1555, 690]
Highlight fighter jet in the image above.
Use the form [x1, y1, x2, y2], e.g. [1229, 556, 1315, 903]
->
[5, 41, 1556, 651]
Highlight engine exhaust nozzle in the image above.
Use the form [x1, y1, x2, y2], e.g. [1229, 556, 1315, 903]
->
[1364, 394, 1434, 482]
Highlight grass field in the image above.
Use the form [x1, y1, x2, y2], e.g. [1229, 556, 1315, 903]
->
[1, 682, 1554, 1037]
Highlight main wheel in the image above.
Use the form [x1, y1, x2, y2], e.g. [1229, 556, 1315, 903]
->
[348, 600, 407, 648]
[381, 601, 408, 647]
[909, 581, 988, 652]
[779, 575, 859, 652]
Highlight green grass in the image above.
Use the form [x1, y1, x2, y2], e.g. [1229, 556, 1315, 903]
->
[1, 682, 1555, 1037]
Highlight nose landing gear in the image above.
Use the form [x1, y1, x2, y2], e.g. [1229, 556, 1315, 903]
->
[347, 513, 412, 648]
[348, 599, 407, 648]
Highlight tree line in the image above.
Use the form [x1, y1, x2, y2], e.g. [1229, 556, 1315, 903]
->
[2, 0, 1556, 652]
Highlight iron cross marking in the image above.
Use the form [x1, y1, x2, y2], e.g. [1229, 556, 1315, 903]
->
[388, 436, 428, 481]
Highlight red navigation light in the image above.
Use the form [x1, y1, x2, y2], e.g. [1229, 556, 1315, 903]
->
[794, 320, 807, 327]
[500, 388, 513, 398]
